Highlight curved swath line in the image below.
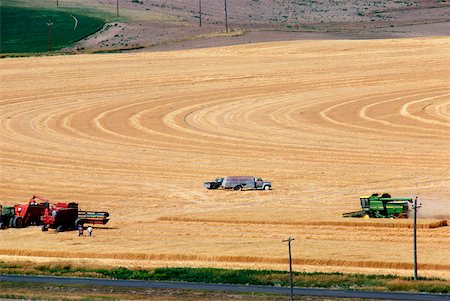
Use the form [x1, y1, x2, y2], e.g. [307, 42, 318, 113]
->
[193, 95, 281, 136]
[16, 93, 440, 166]
[68, 99, 220, 155]
[0, 111, 108, 174]
[435, 102, 450, 120]
[184, 95, 336, 150]
[69, 14, 78, 30]
[359, 93, 449, 133]
[160, 98, 429, 164]
[155, 99, 366, 163]
[162, 98, 335, 152]
[401, 95, 450, 127]
[320, 89, 447, 135]
[87, 97, 263, 156]
[0, 98, 163, 175]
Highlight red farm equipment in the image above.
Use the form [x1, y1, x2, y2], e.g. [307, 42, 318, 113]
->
[10, 195, 50, 228]
[41, 202, 110, 232]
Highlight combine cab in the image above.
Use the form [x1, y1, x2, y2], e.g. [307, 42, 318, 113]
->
[343, 193, 413, 218]
[0, 205, 15, 229]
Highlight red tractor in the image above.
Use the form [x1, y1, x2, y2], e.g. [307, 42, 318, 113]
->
[10, 195, 49, 228]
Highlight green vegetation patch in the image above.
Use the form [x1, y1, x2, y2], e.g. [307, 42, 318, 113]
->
[1, 261, 449, 294]
[1, 6, 104, 53]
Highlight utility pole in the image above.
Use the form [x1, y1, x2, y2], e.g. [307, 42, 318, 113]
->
[413, 197, 421, 280]
[46, 18, 53, 52]
[116, 0, 119, 17]
[224, 0, 228, 32]
[199, 0, 202, 27]
[282, 237, 295, 301]
[56, 0, 59, 7]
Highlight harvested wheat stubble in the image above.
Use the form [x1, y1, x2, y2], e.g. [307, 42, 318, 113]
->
[0, 37, 449, 279]
[1, 248, 449, 271]
[158, 216, 448, 229]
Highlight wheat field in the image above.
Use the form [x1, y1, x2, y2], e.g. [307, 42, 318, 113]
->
[0, 37, 449, 279]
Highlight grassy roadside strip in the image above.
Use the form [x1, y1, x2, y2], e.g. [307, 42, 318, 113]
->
[1, 262, 449, 294]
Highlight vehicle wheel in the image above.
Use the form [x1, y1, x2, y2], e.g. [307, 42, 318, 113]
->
[0, 222, 4, 229]
[234, 185, 242, 191]
[264, 185, 271, 191]
[75, 218, 83, 228]
[56, 225, 64, 232]
[13, 216, 23, 228]
[363, 214, 370, 219]
[41, 225, 48, 231]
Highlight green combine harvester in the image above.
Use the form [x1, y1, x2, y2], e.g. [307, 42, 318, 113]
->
[343, 193, 413, 218]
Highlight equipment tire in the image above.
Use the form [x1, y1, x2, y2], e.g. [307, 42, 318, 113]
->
[56, 225, 64, 232]
[75, 218, 83, 228]
[234, 185, 242, 191]
[264, 185, 271, 191]
[363, 214, 370, 219]
[13, 216, 23, 228]
[41, 225, 48, 231]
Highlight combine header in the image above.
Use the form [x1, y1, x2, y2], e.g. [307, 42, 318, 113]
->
[343, 193, 413, 218]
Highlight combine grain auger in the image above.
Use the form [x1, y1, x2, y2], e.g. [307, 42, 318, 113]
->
[343, 193, 413, 218]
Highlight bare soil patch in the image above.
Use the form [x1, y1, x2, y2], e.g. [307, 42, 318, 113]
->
[11, 0, 449, 53]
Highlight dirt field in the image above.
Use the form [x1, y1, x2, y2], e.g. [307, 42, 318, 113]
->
[7, 0, 449, 53]
[0, 37, 449, 279]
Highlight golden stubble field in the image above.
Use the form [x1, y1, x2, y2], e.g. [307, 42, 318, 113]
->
[1, 37, 449, 279]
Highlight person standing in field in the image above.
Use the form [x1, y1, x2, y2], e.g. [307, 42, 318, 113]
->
[78, 225, 83, 237]
[87, 226, 93, 237]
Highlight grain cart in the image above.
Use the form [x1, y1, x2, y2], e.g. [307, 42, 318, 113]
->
[343, 193, 413, 218]
[41, 202, 110, 232]
[0, 205, 15, 229]
[11, 195, 50, 228]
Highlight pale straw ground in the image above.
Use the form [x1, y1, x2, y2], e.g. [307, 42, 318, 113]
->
[0, 37, 449, 279]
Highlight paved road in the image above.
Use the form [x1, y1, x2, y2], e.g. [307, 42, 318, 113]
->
[1, 274, 449, 301]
